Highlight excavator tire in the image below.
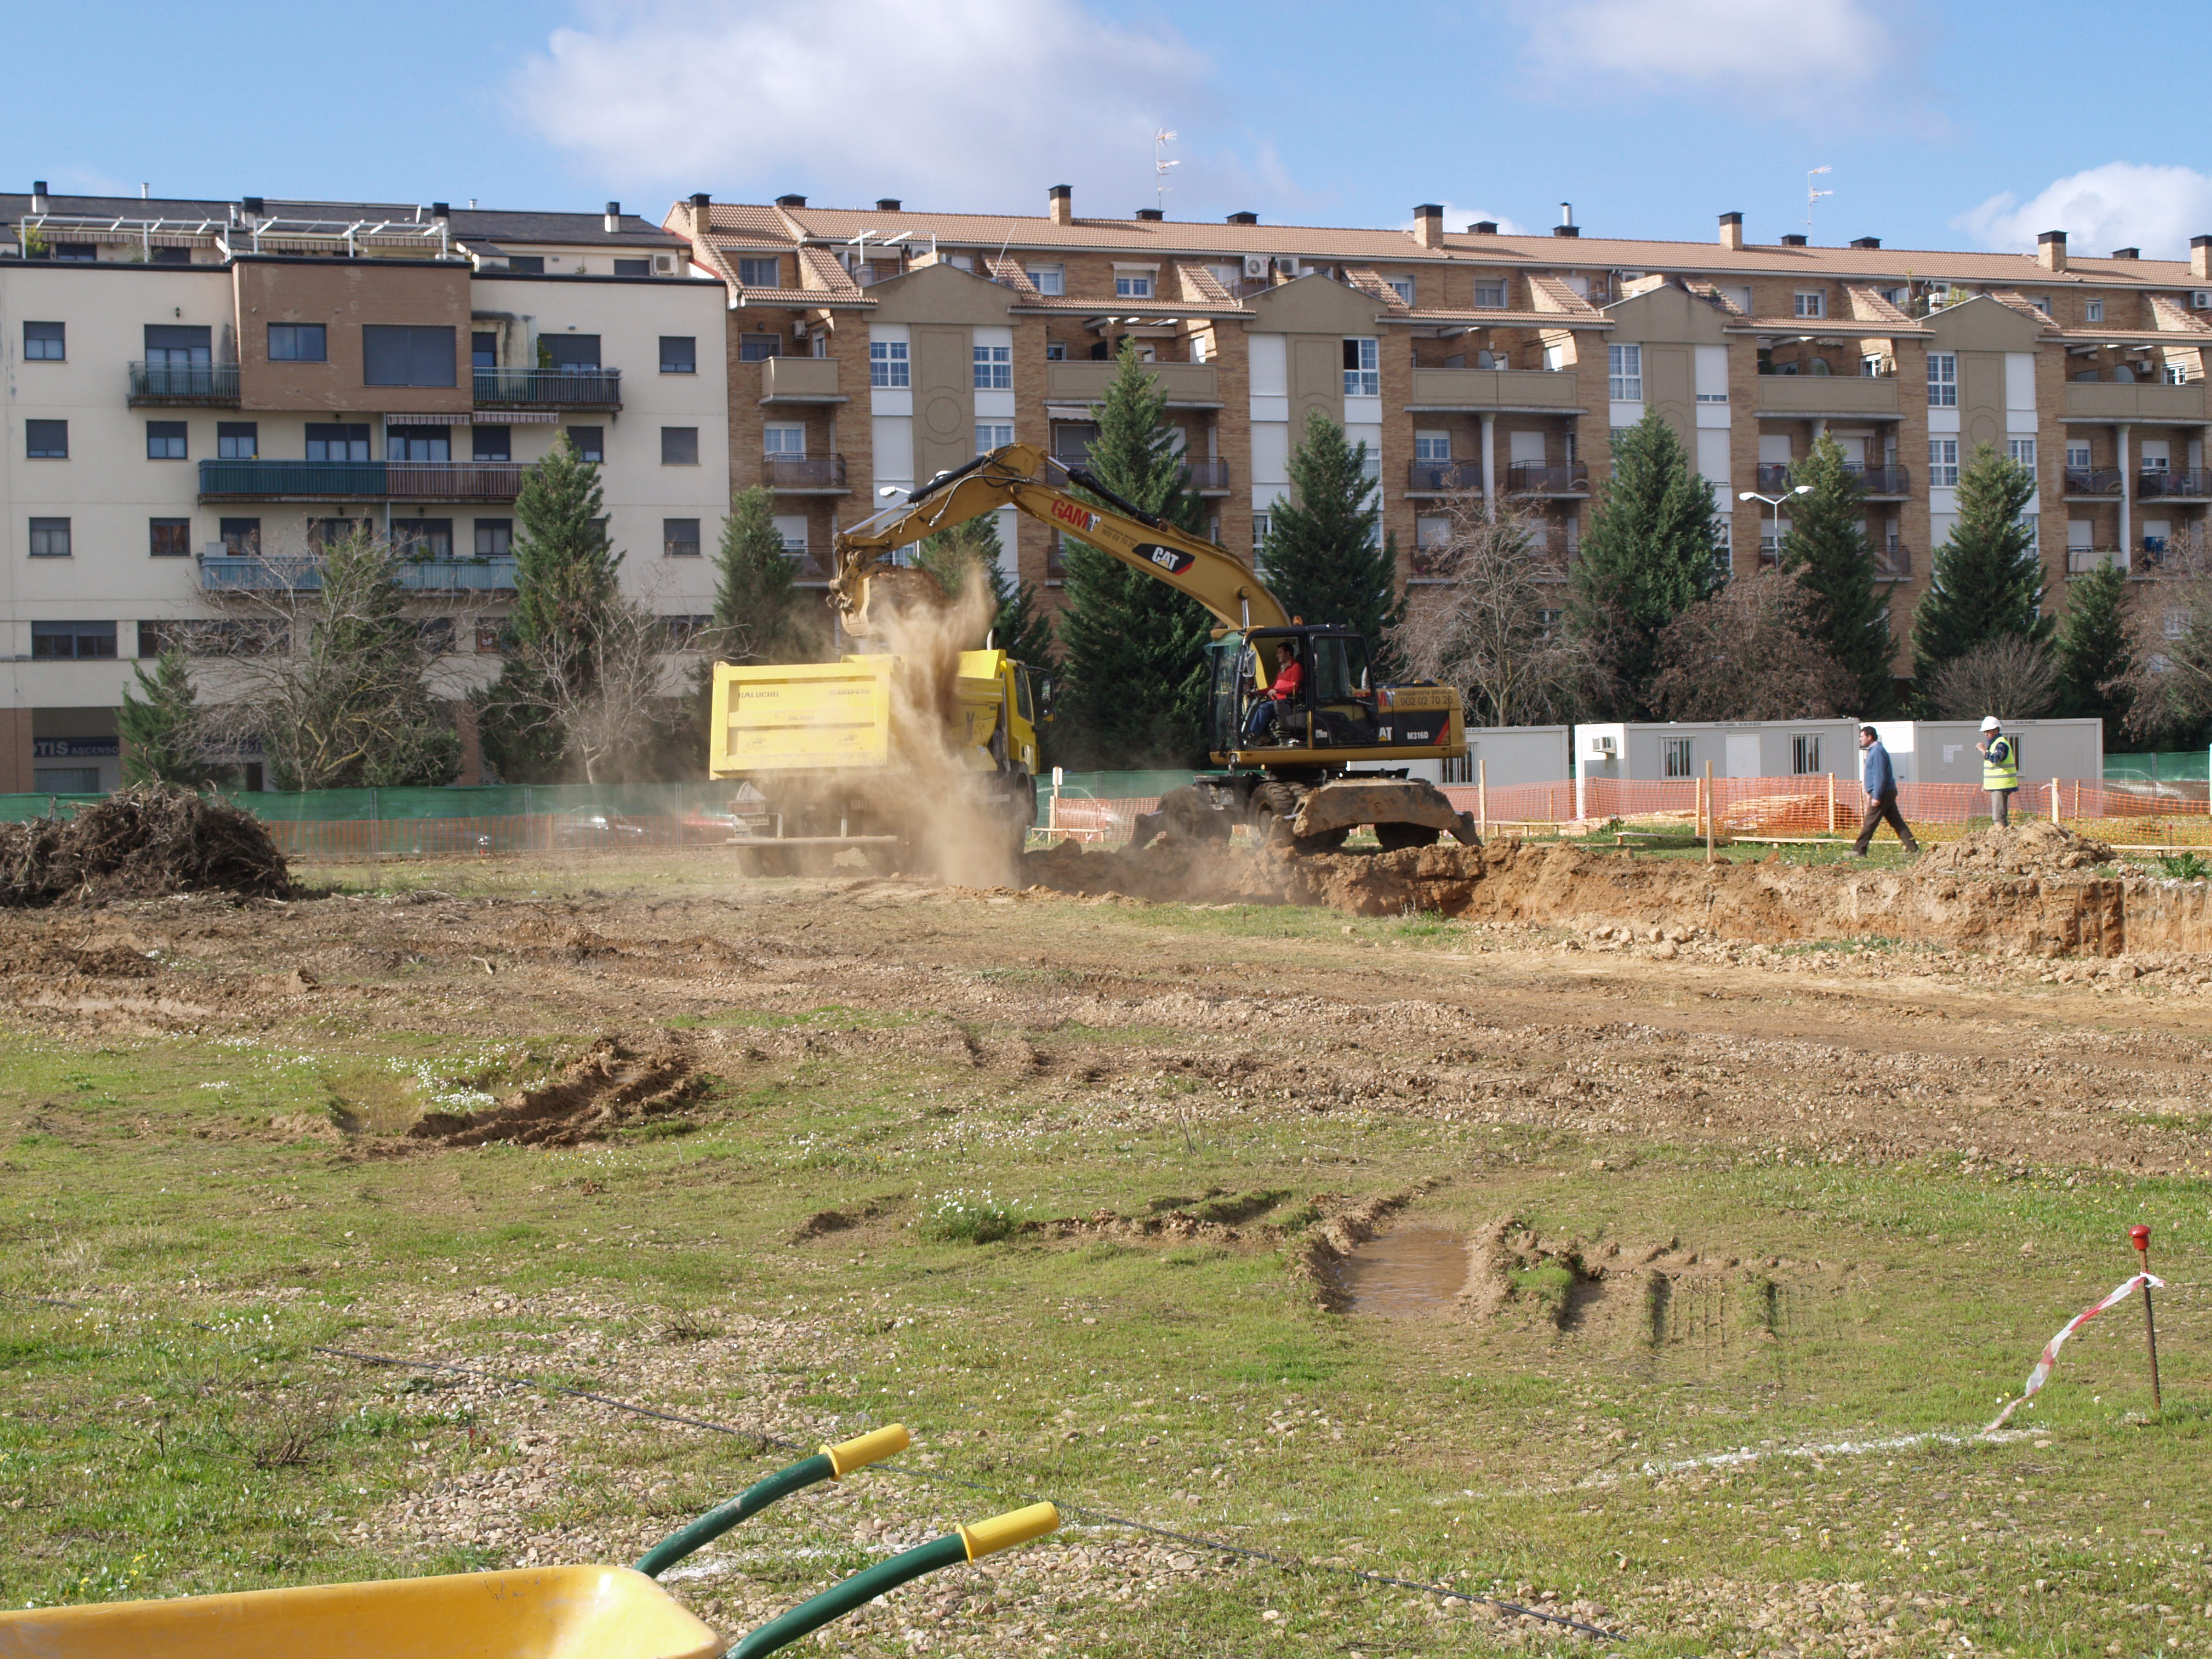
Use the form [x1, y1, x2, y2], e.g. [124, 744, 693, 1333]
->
[1248, 782, 1305, 848]
[1374, 823, 1442, 852]
[1136, 785, 1233, 848]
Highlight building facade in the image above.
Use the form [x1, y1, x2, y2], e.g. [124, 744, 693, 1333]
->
[1, 189, 728, 791]
[672, 187, 2212, 668]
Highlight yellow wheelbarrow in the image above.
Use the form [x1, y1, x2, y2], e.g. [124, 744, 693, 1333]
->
[0, 1425, 1056, 1659]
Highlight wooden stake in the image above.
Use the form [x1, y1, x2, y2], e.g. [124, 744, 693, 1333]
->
[1477, 757, 1488, 839]
[1825, 772, 1836, 836]
[2133, 1225, 2163, 1417]
[1704, 761, 1716, 864]
[2051, 777, 2060, 826]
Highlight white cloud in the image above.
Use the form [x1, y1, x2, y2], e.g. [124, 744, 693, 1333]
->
[509, 0, 1210, 210]
[1956, 163, 2212, 258]
[1406, 204, 1530, 237]
[1511, 0, 1914, 121]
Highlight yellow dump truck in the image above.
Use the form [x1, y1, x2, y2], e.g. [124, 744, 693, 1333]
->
[708, 649, 1044, 870]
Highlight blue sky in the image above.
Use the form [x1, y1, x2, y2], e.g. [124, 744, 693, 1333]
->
[11, 0, 2212, 256]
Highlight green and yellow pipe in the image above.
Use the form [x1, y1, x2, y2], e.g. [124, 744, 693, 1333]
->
[634, 1424, 910, 1579]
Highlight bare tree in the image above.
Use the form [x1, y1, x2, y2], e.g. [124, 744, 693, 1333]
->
[1924, 633, 2060, 721]
[1649, 568, 1860, 720]
[1386, 501, 1590, 725]
[494, 595, 687, 785]
[2113, 534, 2212, 742]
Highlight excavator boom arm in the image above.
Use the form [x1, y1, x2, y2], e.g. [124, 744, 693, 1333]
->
[832, 444, 1289, 634]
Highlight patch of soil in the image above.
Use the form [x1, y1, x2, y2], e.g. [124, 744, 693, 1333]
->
[0, 786, 288, 908]
[1914, 822, 2114, 876]
[409, 1036, 703, 1148]
[0, 938, 159, 980]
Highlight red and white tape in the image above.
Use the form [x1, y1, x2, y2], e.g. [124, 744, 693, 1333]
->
[1985, 1272, 2165, 1433]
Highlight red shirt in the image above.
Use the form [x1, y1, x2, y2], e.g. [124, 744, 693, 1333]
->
[1268, 659, 1304, 702]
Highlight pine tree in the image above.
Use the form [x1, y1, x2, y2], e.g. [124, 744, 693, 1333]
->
[118, 649, 203, 787]
[1259, 410, 1403, 669]
[2054, 554, 2133, 743]
[1911, 442, 2046, 700]
[1780, 434, 1897, 714]
[710, 486, 811, 664]
[1569, 407, 1721, 717]
[913, 515, 1054, 665]
[1053, 341, 1215, 765]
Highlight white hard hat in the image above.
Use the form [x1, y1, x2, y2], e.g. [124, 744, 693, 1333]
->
[1980, 716, 2000, 732]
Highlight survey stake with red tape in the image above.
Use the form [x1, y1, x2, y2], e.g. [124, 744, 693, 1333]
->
[1985, 1272, 2165, 1433]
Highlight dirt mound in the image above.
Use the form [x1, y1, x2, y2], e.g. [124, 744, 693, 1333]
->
[1022, 839, 1292, 904]
[0, 787, 289, 908]
[1915, 822, 2114, 877]
[409, 1037, 702, 1148]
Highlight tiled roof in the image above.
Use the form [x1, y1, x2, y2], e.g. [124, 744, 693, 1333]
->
[1527, 275, 1602, 317]
[1990, 290, 2058, 326]
[734, 287, 874, 310]
[1845, 285, 1915, 326]
[2148, 294, 2212, 333]
[1401, 307, 1609, 329]
[1174, 262, 1236, 305]
[796, 246, 862, 296]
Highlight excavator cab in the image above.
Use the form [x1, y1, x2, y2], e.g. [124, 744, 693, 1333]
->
[1207, 628, 1379, 754]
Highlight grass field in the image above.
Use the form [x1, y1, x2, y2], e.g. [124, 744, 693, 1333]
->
[2, 852, 2208, 1657]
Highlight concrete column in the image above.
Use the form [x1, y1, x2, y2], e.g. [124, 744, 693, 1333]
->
[0, 709, 31, 794]
[2117, 423, 2131, 566]
[1478, 412, 1496, 517]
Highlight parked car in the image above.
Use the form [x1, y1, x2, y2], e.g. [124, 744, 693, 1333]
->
[552, 807, 648, 848]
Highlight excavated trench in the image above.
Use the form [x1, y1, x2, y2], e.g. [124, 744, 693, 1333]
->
[1022, 825, 2212, 959]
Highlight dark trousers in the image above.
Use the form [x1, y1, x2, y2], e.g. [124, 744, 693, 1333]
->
[1244, 699, 1279, 740]
[1854, 789, 1919, 854]
[1989, 789, 2013, 827]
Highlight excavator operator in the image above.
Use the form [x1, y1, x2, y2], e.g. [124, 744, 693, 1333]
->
[1242, 638, 1303, 742]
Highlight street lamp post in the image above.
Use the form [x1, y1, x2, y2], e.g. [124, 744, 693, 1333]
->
[1737, 484, 1812, 569]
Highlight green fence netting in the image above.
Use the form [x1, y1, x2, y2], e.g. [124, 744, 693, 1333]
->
[2107, 751, 2212, 783]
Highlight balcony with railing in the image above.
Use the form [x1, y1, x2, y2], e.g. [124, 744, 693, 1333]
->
[1044, 361, 1220, 407]
[196, 552, 521, 592]
[2066, 547, 2127, 576]
[1407, 459, 1483, 494]
[1874, 544, 1912, 582]
[2063, 467, 2123, 496]
[1406, 365, 1581, 412]
[129, 361, 240, 406]
[757, 357, 843, 403]
[762, 454, 850, 493]
[1755, 461, 1909, 495]
[198, 460, 526, 502]
[2137, 469, 2212, 500]
[1186, 457, 1231, 493]
[471, 367, 623, 409]
[1506, 461, 1588, 495]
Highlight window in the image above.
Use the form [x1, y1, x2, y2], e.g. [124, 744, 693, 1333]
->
[613, 258, 651, 277]
[26, 420, 68, 458]
[472, 424, 511, 461]
[217, 421, 258, 459]
[1474, 280, 1506, 309]
[32, 622, 116, 660]
[1607, 343, 1643, 401]
[1662, 737, 1694, 779]
[145, 324, 210, 368]
[1026, 264, 1064, 295]
[149, 518, 192, 558]
[1413, 431, 1451, 462]
[417, 618, 457, 655]
[2168, 363, 2194, 386]
[1929, 438, 1960, 486]
[1051, 421, 1098, 466]
[869, 339, 909, 387]
[23, 321, 63, 360]
[1252, 511, 1270, 552]
[50, 243, 95, 263]
[661, 615, 712, 648]
[568, 426, 604, 461]
[973, 343, 1011, 390]
[2066, 441, 2091, 471]
[2008, 437, 2037, 481]
[1791, 734, 1822, 776]
[503, 255, 546, 275]
[2085, 299, 2104, 324]
[306, 423, 370, 462]
[736, 258, 780, 288]
[976, 421, 1013, 455]
[1928, 352, 1958, 407]
[1794, 291, 1826, 319]
[541, 334, 601, 372]
[220, 519, 261, 556]
[659, 335, 697, 374]
[1045, 340, 1066, 362]
[1115, 272, 1153, 299]
[390, 520, 454, 558]
[1342, 337, 1379, 396]
[387, 427, 451, 463]
[477, 621, 512, 655]
[307, 518, 363, 549]
[763, 424, 806, 456]
[28, 517, 70, 557]
[362, 324, 455, 386]
[1859, 353, 1886, 378]
[472, 331, 498, 370]
[1387, 277, 1415, 306]
[145, 421, 187, 460]
[474, 520, 512, 557]
[661, 426, 699, 465]
[739, 334, 780, 361]
[268, 323, 327, 362]
[663, 517, 702, 557]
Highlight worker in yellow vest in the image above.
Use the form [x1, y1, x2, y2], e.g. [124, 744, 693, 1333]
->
[1977, 715, 2020, 826]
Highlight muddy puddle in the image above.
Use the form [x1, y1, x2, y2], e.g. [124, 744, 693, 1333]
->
[1331, 1225, 1469, 1316]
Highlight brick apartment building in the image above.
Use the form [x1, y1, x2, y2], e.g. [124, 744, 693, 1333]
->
[0, 188, 728, 791]
[671, 184, 2212, 663]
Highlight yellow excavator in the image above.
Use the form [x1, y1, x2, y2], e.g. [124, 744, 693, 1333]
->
[833, 443, 1478, 853]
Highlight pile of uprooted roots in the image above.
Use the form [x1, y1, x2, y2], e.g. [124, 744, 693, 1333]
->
[0, 786, 290, 907]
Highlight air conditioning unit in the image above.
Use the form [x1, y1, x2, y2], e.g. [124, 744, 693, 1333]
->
[1242, 256, 1267, 280]
[2193, 290, 2211, 309]
[792, 321, 809, 340]
[1587, 734, 1617, 756]
[653, 254, 674, 273]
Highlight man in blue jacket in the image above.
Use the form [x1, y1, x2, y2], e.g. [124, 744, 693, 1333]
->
[1852, 723, 1920, 857]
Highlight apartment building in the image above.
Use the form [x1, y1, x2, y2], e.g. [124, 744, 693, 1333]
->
[0, 187, 728, 791]
[671, 187, 2212, 672]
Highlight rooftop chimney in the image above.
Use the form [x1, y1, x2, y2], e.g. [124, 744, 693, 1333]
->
[1414, 203, 1443, 249]
[1048, 184, 1072, 226]
[241, 195, 264, 224]
[431, 201, 449, 220]
[2037, 229, 2067, 272]
[30, 180, 47, 213]
[876, 198, 901, 212]
[2194, 235, 2212, 281]
[1850, 235, 1880, 249]
[1134, 207, 1163, 221]
[2110, 245, 2139, 260]
[688, 192, 712, 233]
[1780, 233, 1808, 247]
[1227, 210, 1258, 225]
[1718, 211, 1743, 251]
[1554, 201, 1578, 236]
[1469, 220, 1497, 236]
[774, 193, 806, 209]
[603, 201, 620, 233]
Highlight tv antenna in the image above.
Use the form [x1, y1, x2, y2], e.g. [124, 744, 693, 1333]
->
[1154, 129, 1179, 211]
[1805, 166, 1833, 234]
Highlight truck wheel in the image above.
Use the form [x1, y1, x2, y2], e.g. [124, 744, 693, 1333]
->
[1375, 823, 1441, 852]
[1248, 782, 1304, 848]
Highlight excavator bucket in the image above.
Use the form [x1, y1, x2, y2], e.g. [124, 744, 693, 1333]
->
[1294, 779, 1480, 846]
[833, 561, 953, 640]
